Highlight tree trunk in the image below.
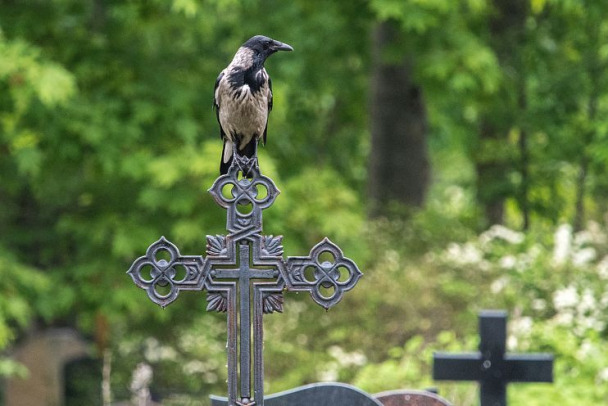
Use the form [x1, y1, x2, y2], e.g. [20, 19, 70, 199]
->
[475, 120, 507, 225]
[368, 21, 430, 218]
[518, 80, 530, 230]
[574, 20, 602, 231]
[475, 0, 528, 227]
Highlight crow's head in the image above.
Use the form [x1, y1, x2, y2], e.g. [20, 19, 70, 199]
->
[242, 35, 293, 62]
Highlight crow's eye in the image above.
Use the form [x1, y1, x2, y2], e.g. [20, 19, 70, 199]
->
[264, 41, 272, 49]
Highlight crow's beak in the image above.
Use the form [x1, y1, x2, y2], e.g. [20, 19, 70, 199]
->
[272, 40, 293, 52]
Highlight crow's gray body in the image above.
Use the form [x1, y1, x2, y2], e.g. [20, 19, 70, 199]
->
[213, 35, 292, 175]
[215, 47, 271, 163]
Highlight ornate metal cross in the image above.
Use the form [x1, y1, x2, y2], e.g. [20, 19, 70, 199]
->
[127, 156, 363, 406]
[432, 310, 553, 406]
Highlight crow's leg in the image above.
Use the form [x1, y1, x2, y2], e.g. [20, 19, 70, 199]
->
[232, 137, 246, 176]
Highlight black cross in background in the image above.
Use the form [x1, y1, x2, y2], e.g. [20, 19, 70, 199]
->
[433, 310, 554, 406]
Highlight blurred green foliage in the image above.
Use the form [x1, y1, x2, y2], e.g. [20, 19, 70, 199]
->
[1, 0, 608, 405]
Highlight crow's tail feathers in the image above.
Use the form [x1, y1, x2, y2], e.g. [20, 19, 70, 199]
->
[240, 137, 256, 159]
[219, 139, 258, 177]
[220, 140, 232, 175]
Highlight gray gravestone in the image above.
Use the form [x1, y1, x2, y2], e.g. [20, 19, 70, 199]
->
[374, 389, 452, 406]
[5, 328, 90, 406]
[210, 382, 383, 406]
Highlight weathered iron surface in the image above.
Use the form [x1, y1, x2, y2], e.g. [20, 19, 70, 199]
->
[127, 155, 363, 406]
[433, 310, 554, 406]
[374, 390, 452, 406]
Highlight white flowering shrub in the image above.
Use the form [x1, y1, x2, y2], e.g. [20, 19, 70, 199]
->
[434, 222, 608, 338]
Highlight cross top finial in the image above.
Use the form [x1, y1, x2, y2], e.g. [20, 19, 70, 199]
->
[208, 156, 279, 235]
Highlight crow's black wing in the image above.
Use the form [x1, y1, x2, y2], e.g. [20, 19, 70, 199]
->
[263, 75, 273, 145]
[213, 71, 226, 140]
[268, 75, 273, 112]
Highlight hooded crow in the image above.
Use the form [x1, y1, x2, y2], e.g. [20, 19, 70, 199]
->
[214, 35, 293, 175]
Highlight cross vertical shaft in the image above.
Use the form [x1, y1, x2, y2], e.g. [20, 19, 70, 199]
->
[238, 243, 252, 400]
[479, 310, 507, 406]
[211, 241, 278, 405]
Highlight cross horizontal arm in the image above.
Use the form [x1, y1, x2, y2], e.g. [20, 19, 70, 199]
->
[504, 354, 554, 382]
[284, 238, 362, 310]
[433, 353, 484, 381]
[126, 237, 206, 308]
[213, 268, 278, 279]
[433, 352, 554, 383]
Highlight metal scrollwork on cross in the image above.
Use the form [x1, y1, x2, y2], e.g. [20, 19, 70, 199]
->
[127, 155, 363, 406]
